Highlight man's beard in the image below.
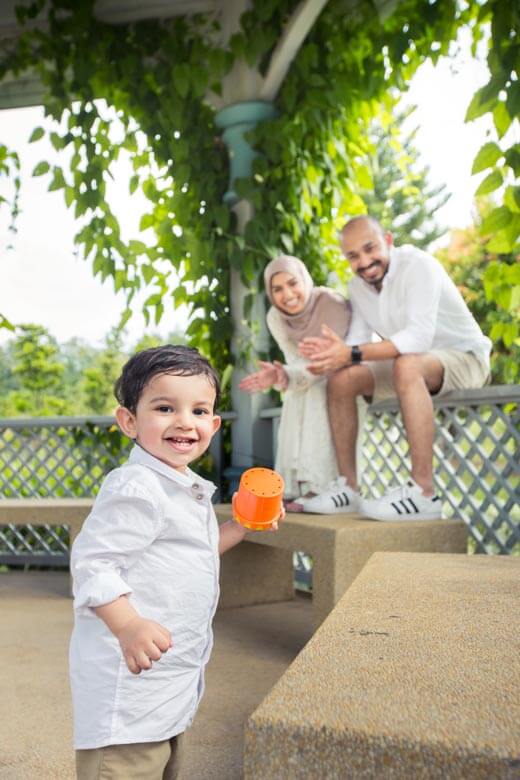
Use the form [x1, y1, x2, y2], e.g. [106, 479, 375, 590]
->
[357, 260, 387, 286]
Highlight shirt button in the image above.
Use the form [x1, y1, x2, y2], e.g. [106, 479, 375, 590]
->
[192, 483, 200, 490]
[197, 493, 204, 501]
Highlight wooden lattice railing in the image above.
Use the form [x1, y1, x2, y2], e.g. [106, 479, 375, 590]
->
[0, 413, 235, 565]
[0, 388, 517, 562]
[262, 386, 519, 555]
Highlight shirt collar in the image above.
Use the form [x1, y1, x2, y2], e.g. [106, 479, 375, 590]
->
[127, 443, 217, 497]
[382, 245, 400, 286]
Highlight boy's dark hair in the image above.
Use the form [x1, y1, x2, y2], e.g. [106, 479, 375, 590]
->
[114, 344, 221, 413]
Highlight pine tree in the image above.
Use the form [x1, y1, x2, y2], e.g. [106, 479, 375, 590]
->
[361, 106, 450, 249]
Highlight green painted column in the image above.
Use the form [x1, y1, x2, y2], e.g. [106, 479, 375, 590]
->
[215, 100, 277, 205]
[215, 100, 277, 487]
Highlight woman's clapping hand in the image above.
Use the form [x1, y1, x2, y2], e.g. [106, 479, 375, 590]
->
[239, 360, 288, 393]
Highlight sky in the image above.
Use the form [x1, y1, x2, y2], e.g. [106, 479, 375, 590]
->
[0, 27, 492, 349]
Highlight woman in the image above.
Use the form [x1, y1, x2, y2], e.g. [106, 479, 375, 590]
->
[239, 254, 352, 508]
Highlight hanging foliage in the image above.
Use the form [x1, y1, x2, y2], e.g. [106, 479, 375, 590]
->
[0, 0, 517, 383]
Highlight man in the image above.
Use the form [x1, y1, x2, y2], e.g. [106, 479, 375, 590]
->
[299, 215, 491, 520]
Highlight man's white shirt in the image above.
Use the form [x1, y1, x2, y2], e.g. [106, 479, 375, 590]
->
[69, 444, 220, 749]
[345, 244, 491, 367]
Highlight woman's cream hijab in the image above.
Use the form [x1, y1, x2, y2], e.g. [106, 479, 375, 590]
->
[264, 255, 351, 344]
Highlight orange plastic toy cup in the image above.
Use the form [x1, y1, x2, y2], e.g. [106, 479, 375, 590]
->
[232, 467, 284, 531]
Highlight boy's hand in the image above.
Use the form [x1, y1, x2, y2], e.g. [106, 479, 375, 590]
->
[116, 616, 173, 675]
[230, 492, 285, 531]
[271, 503, 285, 531]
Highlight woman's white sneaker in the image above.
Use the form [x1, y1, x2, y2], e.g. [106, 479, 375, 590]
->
[302, 477, 361, 514]
[361, 480, 442, 521]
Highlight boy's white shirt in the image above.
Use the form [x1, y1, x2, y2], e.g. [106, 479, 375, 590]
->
[345, 244, 492, 367]
[69, 443, 220, 749]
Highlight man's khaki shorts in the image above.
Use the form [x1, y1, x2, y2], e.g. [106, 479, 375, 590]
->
[76, 732, 185, 780]
[366, 349, 490, 404]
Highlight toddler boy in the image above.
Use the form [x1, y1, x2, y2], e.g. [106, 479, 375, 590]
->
[70, 345, 259, 779]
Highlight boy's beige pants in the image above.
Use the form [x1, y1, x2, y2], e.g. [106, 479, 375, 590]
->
[76, 733, 184, 780]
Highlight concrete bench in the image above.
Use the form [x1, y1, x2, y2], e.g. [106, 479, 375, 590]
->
[1, 499, 468, 628]
[245, 551, 520, 779]
[215, 505, 467, 627]
[0, 498, 92, 548]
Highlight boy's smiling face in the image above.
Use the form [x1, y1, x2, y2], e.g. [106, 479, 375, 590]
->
[116, 372, 221, 473]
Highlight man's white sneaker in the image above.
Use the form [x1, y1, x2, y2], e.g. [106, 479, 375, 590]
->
[361, 480, 442, 522]
[302, 477, 361, 514]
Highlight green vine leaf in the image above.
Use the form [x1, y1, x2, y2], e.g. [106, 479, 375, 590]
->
[481, 206, 513, 234]
[29, 127, 44, 143]
[48, 167, 66, 191]
[506, 81, 520, 119]
[475, 169, 503, 197]
[471, 142, 503, 175]
[493, 102, 511, 139]
[32, 161, 50, 177]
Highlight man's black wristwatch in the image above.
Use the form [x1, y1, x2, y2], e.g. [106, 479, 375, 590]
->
[351, 345, 363, 364]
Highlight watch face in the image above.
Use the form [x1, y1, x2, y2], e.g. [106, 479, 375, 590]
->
[352, 346, 362, 363]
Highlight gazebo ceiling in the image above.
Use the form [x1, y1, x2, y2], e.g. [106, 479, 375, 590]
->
[0, 0, 218, 108]
[0, 0, 215, 32]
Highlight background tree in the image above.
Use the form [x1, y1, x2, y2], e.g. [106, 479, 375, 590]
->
[131, 329, 188, 355]
[0, 142, 20, 332]
[81, 327, 125, 415]
[360, 105, 450, 248]
[1, 324, 65, 415]
[437, 200, 520, 384]
[0, 325, 199, 418]
[59, 337, 100, 411]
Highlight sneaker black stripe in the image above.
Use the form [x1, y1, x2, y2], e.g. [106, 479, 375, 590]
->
[391, 502, 402, 515]
[408, 498, 419, 513]
[332, 495, 339, 508]
[399, 500, 411, 514]
[342, 492, 350, 506]
[432, 496, 441, 502]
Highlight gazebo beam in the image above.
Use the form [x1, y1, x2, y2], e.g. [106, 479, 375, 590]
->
[260, 0, 330, 101]
[0, 0, 215, 36]
[94, 0, 215, 25]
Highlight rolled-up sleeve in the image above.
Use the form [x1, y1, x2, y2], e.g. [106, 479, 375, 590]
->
[71, 482, 162, 615]
[389, 260, 442, 354]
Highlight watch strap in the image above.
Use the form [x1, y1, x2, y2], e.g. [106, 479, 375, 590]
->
[351, 345, 362, 364]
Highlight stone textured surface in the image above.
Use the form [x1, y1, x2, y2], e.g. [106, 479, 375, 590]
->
[0, 497, 92, 545]
[1, 500, 467, 619]
[0, 571, 313, 780]
[216, 505, 468, 627]
[219, 542, 294, 608]
[245, 552, 520, 779]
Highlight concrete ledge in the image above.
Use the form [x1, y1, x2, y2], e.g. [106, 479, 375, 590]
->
[0, 498, 296, 608]
[219, 543, 294, 608]
[245, 552, 520, 779]
[0, 498, 92, 546]
[0, 499, 469, 624]
[216, 505, 467, 627]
